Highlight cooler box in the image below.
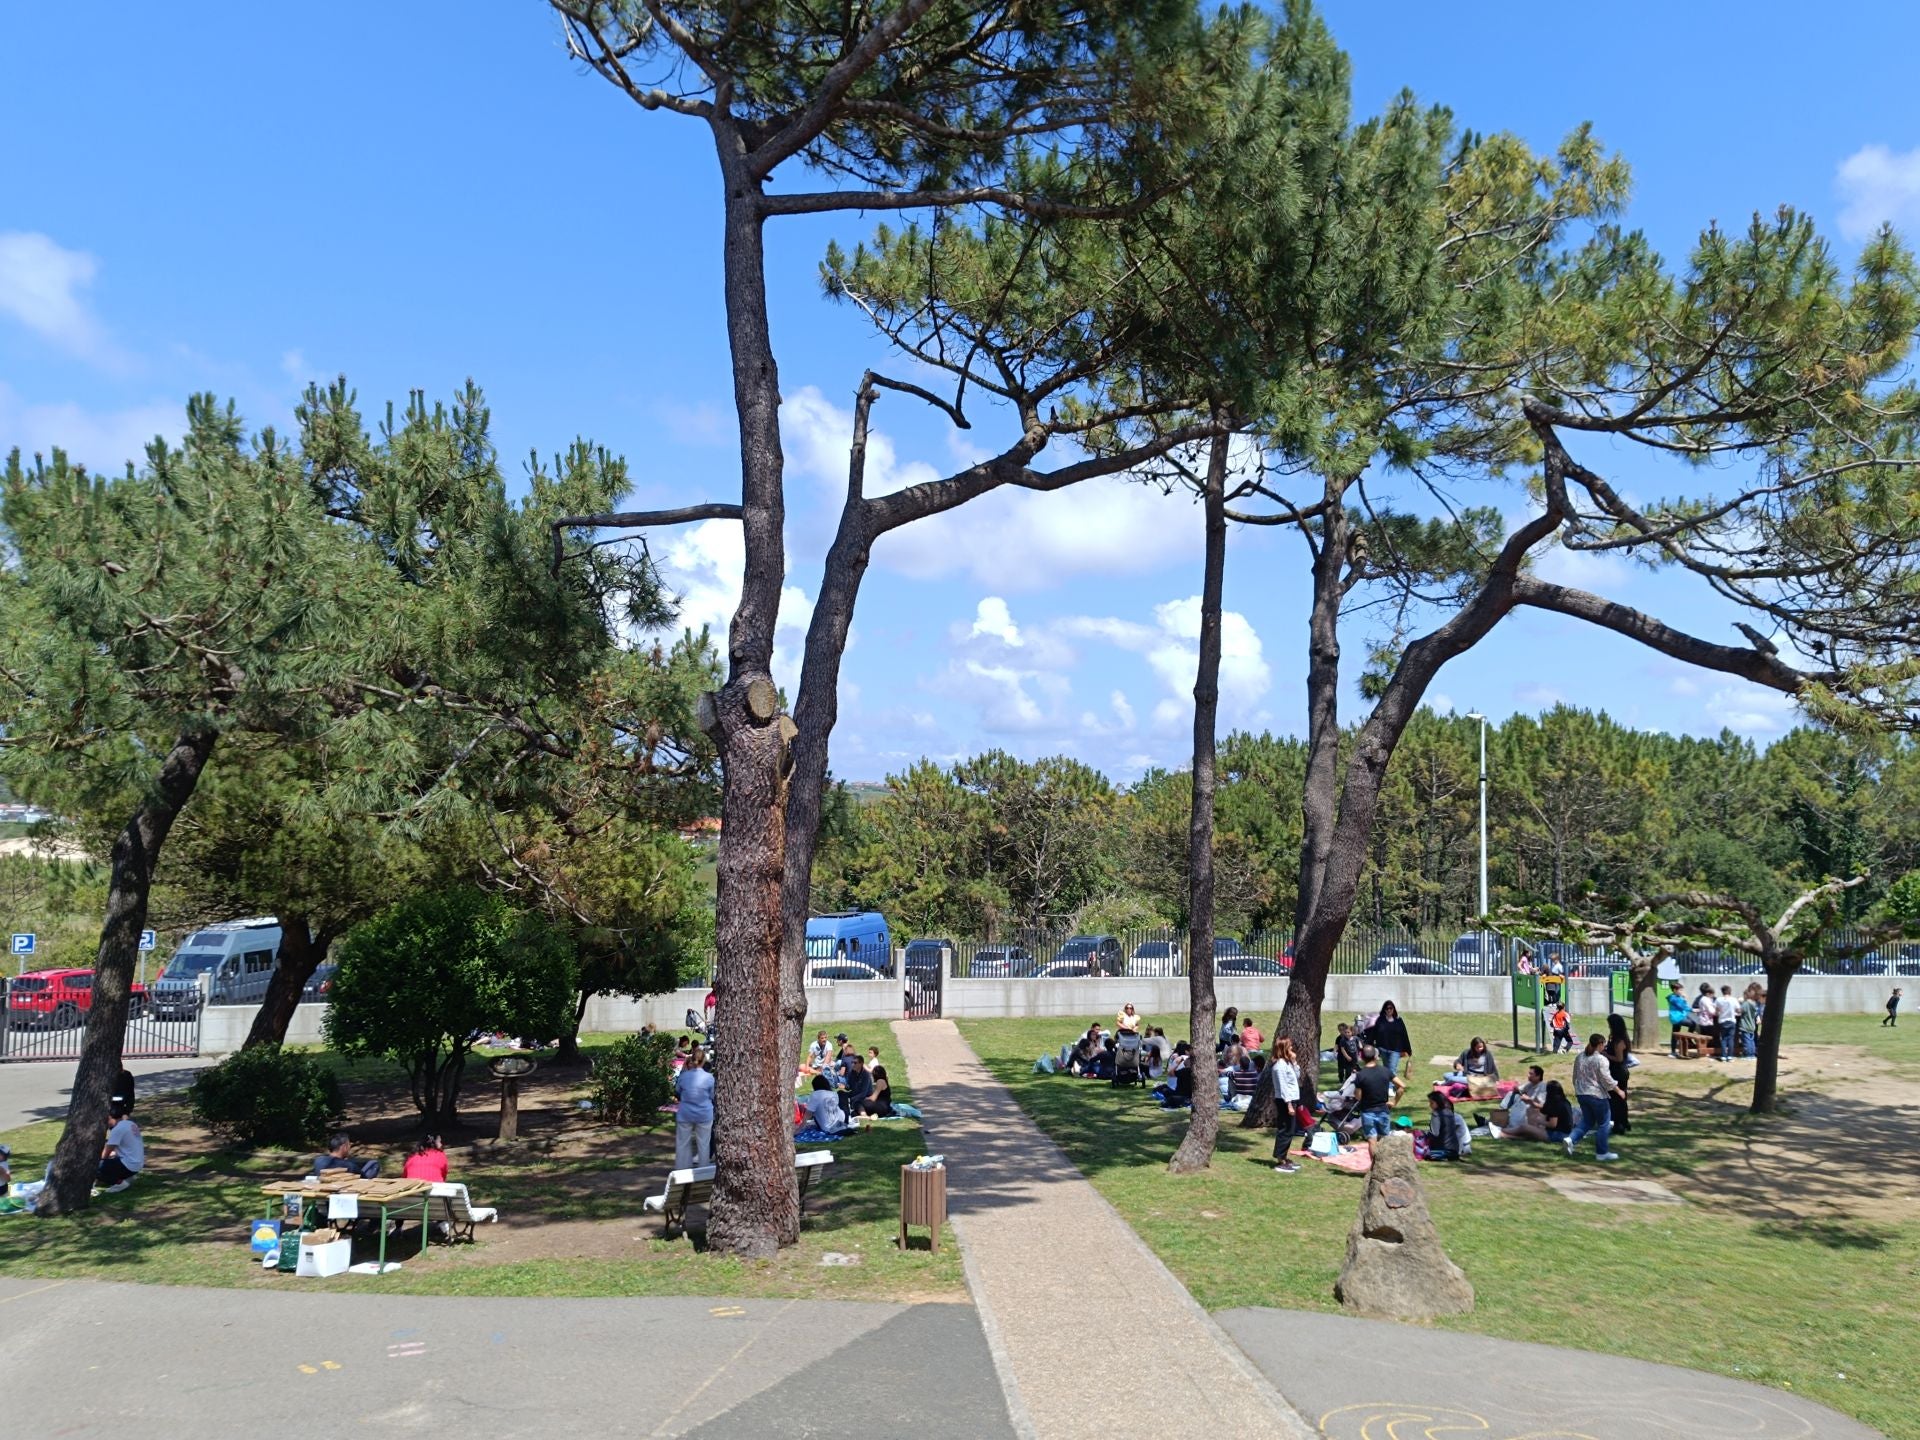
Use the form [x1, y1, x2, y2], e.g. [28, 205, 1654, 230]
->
[296, 1238, 352, 1277]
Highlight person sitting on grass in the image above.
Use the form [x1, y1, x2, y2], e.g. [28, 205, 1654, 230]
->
[859, 1062, 895, 1119]
[799, 1075, 847, 1137]
[1143, 1027, 1173, 1079]
[312, 1131, 380, 1180]
[806, 1029, 833, 1072]
[1482, 1064, 1546, 1139]
[1538, 1079, 1575, 1142]
[1423, 1092, 1471, 1160]
[1216, 1007, 1239, 1052]
[1068, 1024, 1104, 1076]
[402, 1132, 448, 1184]
[1239, 1015, 1265, 1052]
[95, 1103, 143, 1194]
[839, 1053, 874, 1123]
[1448, 1036, 1500, 1082]
[1151, 1042, 1194, 1108]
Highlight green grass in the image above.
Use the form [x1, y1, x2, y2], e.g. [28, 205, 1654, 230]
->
[0, 1033, 961, 1303]
[960, 1011, 1920, 1439]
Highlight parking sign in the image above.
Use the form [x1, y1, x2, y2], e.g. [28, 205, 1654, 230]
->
[139, 929, 157, 952]
[9, 933, 35, 956]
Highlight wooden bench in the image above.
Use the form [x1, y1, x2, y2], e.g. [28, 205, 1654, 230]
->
[643, 1149, 835, 1237]
[1674, 1032, 1717, 1060]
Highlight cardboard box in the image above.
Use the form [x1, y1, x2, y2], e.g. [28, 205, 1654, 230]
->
[296, 1238, 352, 1278]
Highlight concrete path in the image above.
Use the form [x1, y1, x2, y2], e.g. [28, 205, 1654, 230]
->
[1223, 1308, 1881, 1439]
[0, 1055, 214, 1132]
[0, 1277, 1014, 1438]
[892, 1018, 1316, 1440]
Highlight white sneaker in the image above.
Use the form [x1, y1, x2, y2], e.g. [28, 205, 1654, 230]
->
[1562, 1138, 1575, 1157]
[104, 1180, 131, 1193]
[1596, 1152, 1620, 1163]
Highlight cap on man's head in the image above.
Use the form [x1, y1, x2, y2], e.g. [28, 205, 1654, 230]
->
[835, 1032, 849, 1042]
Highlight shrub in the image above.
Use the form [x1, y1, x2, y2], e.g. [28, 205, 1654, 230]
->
[590, 1032, 678, 1125]
[189, 1044, 343, 1149]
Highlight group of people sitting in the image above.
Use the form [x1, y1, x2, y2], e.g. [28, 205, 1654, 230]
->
[798, 1029, 896, 1137]
[1667, 979, 1764, 1060]
[1063, 1005, 1177, 1082]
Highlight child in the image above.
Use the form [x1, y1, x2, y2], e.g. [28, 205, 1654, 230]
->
[1887, 988, 1903, 1028]
[1550, 1003, 1574, 1052]
[1334, 1022, 1361, 1083]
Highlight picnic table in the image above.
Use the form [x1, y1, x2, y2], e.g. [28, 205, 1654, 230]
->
[259, 1173, 433, 1273]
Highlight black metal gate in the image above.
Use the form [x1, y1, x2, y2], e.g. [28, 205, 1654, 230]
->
[903, 956, 943, 1020]
[0, 978, 201, 1062]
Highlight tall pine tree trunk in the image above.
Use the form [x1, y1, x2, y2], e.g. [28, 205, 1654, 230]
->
[242, 914, 323, 1050]
[1170, 435, 1228, 1173]
[706, 144, 799, 1258]
[38, 729, 215, 1216]
[1629, 953, 1662, 1050]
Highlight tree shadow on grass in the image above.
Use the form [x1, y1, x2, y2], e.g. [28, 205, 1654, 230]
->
[1751, 1219, 1893, 1250]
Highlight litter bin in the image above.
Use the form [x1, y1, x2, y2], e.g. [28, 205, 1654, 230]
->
[899, 1162, 947, 1251]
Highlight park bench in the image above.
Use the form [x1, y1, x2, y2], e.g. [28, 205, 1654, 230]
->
[1674, 1032, 1717, 1060]
[427, 1181, 499, 1243]
[643, 1149, 835, 1237]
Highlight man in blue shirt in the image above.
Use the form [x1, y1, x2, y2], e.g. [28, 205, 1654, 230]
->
[1666, 981, 1693, 1056]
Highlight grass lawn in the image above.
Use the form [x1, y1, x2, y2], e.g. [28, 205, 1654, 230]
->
[960, 1010, 1920, 1439]
[0, 1032, 961, 1304]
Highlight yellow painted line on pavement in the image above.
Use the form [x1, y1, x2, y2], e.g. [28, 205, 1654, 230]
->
[0, 1280, 65, 1305]
[649, 1300, 795, 1437]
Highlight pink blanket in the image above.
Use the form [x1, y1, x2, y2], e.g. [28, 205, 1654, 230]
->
[1315, 1145, 1372, 1174]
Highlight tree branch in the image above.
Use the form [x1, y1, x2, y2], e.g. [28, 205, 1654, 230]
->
[549, 503, 743, 573]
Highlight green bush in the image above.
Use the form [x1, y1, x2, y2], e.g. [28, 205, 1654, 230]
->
[189, 1044, 343, 1149]
[590, 1032, 678, 1125]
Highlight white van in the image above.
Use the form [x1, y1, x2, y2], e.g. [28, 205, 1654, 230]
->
[150, 919, 282, 1018]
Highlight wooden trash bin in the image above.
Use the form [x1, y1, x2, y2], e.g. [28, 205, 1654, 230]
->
[899, 1163, 947, 1252]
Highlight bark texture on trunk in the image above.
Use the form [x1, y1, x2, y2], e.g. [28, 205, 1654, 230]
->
[1629, 957, 1662, 1051]
[243, 914, 328, 1050]
[38, 728, 216, 1216]
[1751, 961, 1794, 1114]
[706, 141, 799, 1258]
[1170, 437, 1228, 1174]
[1295, 487, 1346, 929]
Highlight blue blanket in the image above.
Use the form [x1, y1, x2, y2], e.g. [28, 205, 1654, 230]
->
[794, 1126, 852, 1143]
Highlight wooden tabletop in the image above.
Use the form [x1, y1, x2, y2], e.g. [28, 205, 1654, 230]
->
[259, 1174, 431, 1203]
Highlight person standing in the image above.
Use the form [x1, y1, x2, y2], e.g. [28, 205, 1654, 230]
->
[1116, 1003, 1143, 1036]
[1604, 1018, 1633, 1136]
[1333, 1022, 1361, 1084]
[1365, 1001, 1412, 1080]
[1738, 986, 1763, 1056]
[1714, 986, 1740, 1063]
[1267, 1038, 1304, 1174]
[673, 1045, 715, 1169]
[1887, 988, 1903, 1028]
[1564, 1035, 1624, 1161]
[1349, 1045, 1402, 1144]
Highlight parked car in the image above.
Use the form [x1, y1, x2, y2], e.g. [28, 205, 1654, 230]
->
[1818, 952, 1887, 976]
[1673, 948, 1763, 975]
[1040, 934, 1123, 977]
[1126, 939, 1184, 977]
[965, 944, 1037, 978]
[301, 962, 339, 1001]
[149, 919, 282, 1018]
[9, 968, 152, 1028]
[903, 939, 952, 981]
[1365, 956, 1462, 977]
[1216, 954, 1290, 976]
[804, 910, 892, 976]
[1369, 941, 1429, 965]
[1242, 931, 1295, 966]
[806, 957, 890, 983]
[1448, 933, 1505, 975]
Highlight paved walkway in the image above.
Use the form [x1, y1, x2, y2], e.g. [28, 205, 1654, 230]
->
[892, 1019, 1316, 1440]
[0, 1278, 1013, 1438]
[0, 1055, 213, 1132]
[1223, 1309, 1881, 1439]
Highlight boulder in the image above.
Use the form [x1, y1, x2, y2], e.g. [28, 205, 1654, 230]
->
[1333, 1133, 1474, 1319]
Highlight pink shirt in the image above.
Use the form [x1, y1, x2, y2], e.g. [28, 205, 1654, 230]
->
[403, 1150, 448, 1184]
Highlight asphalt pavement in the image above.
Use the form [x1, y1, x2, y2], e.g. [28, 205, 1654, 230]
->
[0, 1278, 1011, 1438]
[0, 1056, 215, 1133]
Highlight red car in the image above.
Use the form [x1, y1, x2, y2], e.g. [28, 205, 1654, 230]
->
[6, 969, 148, 1029]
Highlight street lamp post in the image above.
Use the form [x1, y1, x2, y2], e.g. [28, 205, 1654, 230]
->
[1465, 712, 1488, 928]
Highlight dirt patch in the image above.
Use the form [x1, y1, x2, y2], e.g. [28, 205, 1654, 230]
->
[1636, 1044, 1920, 1222]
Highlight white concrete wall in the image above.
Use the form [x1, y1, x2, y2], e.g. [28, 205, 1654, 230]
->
[198, 973, 1901, 1053]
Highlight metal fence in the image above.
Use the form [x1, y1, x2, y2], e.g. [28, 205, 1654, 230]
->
[1, 976, 201, 1062]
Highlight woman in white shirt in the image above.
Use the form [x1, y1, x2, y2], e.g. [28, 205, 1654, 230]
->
[1564, 1035, 1625, 1160]
[1268, 1038, 1304, 1173]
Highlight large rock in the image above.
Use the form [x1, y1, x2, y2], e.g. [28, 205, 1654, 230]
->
[1333, 1133, 1474, 1320]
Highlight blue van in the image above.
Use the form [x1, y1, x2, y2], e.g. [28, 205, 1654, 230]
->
[805, 911, 892, 980]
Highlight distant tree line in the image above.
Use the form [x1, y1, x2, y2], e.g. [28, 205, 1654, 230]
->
[812, 708, 1920, 939]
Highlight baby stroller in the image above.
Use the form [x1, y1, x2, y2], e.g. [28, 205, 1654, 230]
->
[1315, 1080, 1364, 1143]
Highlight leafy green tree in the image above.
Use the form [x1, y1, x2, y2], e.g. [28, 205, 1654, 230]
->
[325, 887, 577, 1129]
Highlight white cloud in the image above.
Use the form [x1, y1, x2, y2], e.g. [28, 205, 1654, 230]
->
[0, 232, 128, 369]
[280, 348, 308, 383]
[1514, 683, 1565, 709]
[968, 596, 1023, 647]
[1060, 595, 1272, 720]
[1702, 682, 1800, 737]
[654, 398, 730, 447]
[1836, 143, 1920, 242]
[779, 384, 1201, 589]
[655, 518, 815, 693]
[1429, 692, 1455, 715]
[0, 382, 178, 471]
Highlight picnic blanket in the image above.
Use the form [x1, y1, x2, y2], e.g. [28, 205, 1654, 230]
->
[1432, 1078, 1516, 1101]
[1312, 1144, 1373, 1174]
[794, 1126, 852, 1143]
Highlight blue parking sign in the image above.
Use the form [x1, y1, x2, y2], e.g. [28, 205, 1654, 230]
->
[139, 929, 156, 951]
[9, 933, 35, 956]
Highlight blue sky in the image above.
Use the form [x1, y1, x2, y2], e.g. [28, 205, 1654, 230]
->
[5, 3, 1919, 781]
